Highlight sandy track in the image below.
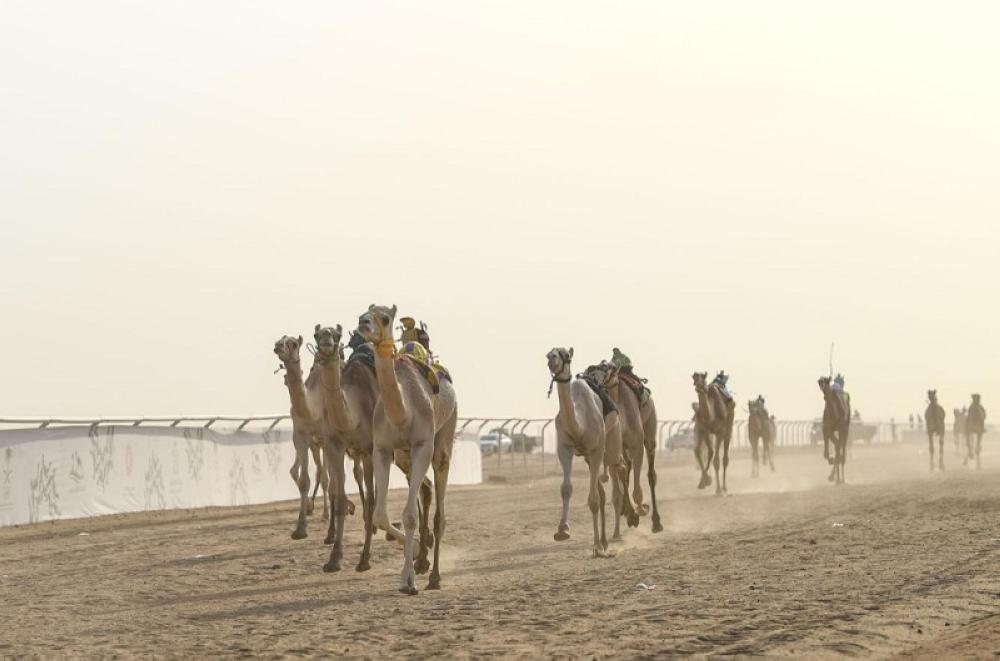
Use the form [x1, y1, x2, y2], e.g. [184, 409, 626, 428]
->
[1, 440, 997, 658]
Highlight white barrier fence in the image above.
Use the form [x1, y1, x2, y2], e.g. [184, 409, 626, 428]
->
[0, 421, 482, 528]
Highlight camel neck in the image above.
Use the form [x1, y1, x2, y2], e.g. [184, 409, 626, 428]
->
[283, 362, 312, 420]
[696, 387, 711, 423]
[319, 360, 357, 433]
[373, 351, 409, 429]
[556, 379, 583, 439]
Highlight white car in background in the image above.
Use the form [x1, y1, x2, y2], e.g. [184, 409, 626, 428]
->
[479, 432, 513, 454]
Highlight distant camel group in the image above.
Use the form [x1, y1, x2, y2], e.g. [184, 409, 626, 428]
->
[271, 312, 989, 595]
[274, 304, 456, 595]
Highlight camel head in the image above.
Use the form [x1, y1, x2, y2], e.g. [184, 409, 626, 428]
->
[927, 389, 938, 403]
[314, 324, 344, 365]
[546, 347, 574, 381]
[817, 376, 832, 394]
[273, 334, 304, 365]
[972, 394, 981, 404]
[584, 360, 617, 387]
[692, 371, 709, 394]
[358, 304, 398, 355]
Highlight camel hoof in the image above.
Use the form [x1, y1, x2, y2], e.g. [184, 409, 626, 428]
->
[426, 577, 441, 591]
[355, 560, 371, 572]
[291, 529, 307, 540]
[638, 504, 650, 515]
[399, 585, 419, 596]
[652, 519, 663, 534]
[415, 557, 430, 576]
[322, 562, 341, 573]
[554, 531, 571, 542]
[347, 501, 356, 516]
[323, 535, 334, 545]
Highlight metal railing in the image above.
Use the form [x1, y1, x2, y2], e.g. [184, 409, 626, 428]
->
[0, 415, 290, 431]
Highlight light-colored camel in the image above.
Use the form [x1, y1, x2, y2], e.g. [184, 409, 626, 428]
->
[817, 376, 851, 484]
[273, 334, 332, 539]
[747, 397, 775, 477]
[692, 372, 735, 495]
[691, 402, 711, 482]
[546, 348, 612, 557]
[603, 365, 662, 536]
[357, 304, 458, 595]
[924, 390, 946, 472]
[314, 324, 434, 575]
[953, 408, 967, 457]
[964, 394, 987, 469]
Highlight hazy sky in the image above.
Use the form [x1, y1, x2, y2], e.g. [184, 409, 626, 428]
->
[1, 1, 997, 423]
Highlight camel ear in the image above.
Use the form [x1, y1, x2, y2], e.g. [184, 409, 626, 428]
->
[368, 304, 375, 311]
[297, 335, 303, 345]
[390, 304, 398, 317]
[314, 323, 321, 333]
[568, 347, 574, 358]
[336, 324, 342, 334]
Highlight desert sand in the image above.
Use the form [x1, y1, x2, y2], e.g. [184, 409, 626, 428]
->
[1, 439, 997, 659]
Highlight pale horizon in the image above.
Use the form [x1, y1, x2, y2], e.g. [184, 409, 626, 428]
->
[2, 2, 997, 423]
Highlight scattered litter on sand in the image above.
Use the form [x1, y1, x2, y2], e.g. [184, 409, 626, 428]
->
[635, 581, 655, 591]
[832, 522, 846, 528]
[78, 532, 90, 536]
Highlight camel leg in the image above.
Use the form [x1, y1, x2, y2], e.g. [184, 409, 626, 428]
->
[426, 462, 450, 590]
[610, 458, 623, 541]
[938, 435, 945, 471]
[311, 442, 329, 520]
[768, 439, 776, 472]
[598, 465, 609, 552]
[586, 452, 606, 558]
[750, 437, 759, 479]
[323, 443, 348, 572]
[396, 440, 432, 596]
[554, 442, 573, 541]
[643, 430, 663, 534]
[631, 447, 648, 516]
[721, 434, 731, 495]
[357, 456, 374, 572]
[712, 435, 723, 496]
[620, 456, 639, 528]
[291, 430, 310, 539]
[975, 433, 982, 469]
[696, 437, 712, 489]
[321, 438, 339, 546]
[371, 447, 406, 544]
[414, 476, 433, 576]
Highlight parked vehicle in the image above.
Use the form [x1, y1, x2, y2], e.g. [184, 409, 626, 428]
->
[479, 431, 513, 454]
[665, 428, 697, 452]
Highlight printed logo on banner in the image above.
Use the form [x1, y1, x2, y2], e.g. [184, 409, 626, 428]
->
[144, 455, 166, 510]
[183, 428, 205, 482]
[28, 454, 60, 523]
[69, 451, 85, 484]
[1, 447, 13, 506]
[89, 426, 114, 491]
[262, 430, 283, 477]
[229, 457, 249, 506]
[125, 443, 134, 478]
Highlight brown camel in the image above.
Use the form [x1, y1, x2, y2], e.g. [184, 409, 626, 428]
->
[747, 396, 775, 477]
[314, 324, 435, 574]
[953, 407, 967, 457]
[603, 364, 662, 536]
[273, 334, 332, 539]
[691, 402, 711, 484]
[817, 376, 851, 484]
[546, 348, 612, 557]
[692, 372, 735, 495]
[964, 394, 986, 469]
[357, 304, 458, 595]
[924, 390, 946, 472]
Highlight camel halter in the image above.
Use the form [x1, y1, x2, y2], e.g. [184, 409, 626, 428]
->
[364, 313, 396, 358]
[547, 355, 572, 398]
